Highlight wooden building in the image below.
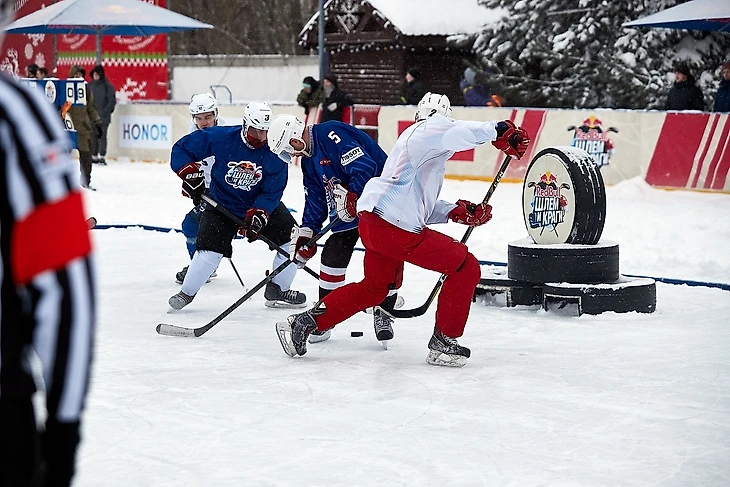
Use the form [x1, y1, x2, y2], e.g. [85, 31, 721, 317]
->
[299, 0, 504, 105]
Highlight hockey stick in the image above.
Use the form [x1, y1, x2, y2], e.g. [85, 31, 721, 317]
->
[156, 218, 339, 338]
[201, 194, 320, 281]
[391, 154, 513, 319]
[228, 258, 247, 290]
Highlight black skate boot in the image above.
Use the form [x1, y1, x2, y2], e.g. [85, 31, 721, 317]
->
[168, 291, 195, 311]
[276, 310, 318, 357]
[426, 328, 471, 367]
[373, 308, 394, 342]
[264, 282, 307, 309]
[175, 265, 214, 284]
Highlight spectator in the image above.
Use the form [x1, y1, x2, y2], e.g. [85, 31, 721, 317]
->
[68, 65, 103, 189]
[320, 74, 353, 123]
[35, 66, 48, 79]
[401, 66, 426, 105]
[297, 76, 323, 116]
[24, 63, 38, 78]
[666, 62, 704, 111]
[88, 64, 116, 165]
[713, 61, 730, 113]
[460, 67, 503, 107]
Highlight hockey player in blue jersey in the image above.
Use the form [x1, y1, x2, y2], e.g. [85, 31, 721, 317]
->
[267, 114, 399, 345]
[168, 103, 306, 310]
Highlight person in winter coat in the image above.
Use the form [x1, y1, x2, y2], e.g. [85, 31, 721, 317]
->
[401, 67, 426, 105]
[666, 63, 704, 111]
[88, 64, 116, 165]
[460, 67, 503, 107]
[296, 76, 324, 116]
[713, 61, 730, 113]
[68, 65, 103, 189]
[320, 74, 353, 123]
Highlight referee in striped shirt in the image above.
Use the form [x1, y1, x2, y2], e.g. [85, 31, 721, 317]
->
[1, 2, 96, 485]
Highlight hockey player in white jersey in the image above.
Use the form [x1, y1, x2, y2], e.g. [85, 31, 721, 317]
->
[276, 92, 530, 367]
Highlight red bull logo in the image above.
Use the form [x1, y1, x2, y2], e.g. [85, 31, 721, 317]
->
[527, 171, 569, 236]
[225, 160, 263, 191]
[567, 115, 618, 168]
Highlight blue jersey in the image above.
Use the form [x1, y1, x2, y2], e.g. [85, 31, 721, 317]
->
[300, 121, 387, 233]
[170, 125, 288, 218]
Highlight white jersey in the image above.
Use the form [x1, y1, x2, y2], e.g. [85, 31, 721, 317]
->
[357, 114, 499, 233]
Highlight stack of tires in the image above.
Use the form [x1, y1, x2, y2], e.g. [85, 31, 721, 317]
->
[476, 146, 656, 315]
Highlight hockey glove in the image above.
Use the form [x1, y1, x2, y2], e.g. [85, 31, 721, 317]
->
[332, 184, 358, 222]
[239, 208, 269, 242]
[448, 199, 492, 227]
[492, 120, 530, 159]
[94, 120, 104, 139]
[289, 226, 317, 268]
[178, 162, 206, 206]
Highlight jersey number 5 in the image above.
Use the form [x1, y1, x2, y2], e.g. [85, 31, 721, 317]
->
[328, 131, 341, 144]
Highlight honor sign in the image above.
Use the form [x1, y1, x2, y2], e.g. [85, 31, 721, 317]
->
[119, 116, 172, 149]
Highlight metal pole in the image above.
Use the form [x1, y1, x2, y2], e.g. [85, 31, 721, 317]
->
[318, 0, 325, 81]
[96, 27, 102, 65]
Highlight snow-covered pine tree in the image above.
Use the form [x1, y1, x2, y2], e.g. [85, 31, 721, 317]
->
[468, 0, 730, 109]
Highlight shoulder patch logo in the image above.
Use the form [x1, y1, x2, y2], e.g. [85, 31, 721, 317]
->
[341, 146, 364, 166]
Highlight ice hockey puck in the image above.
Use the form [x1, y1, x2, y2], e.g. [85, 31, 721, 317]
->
[350, 331, 363, 337]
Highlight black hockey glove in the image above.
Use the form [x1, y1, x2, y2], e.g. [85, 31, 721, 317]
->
[178, 162, 206, 206]
[239, 208, 269, 242]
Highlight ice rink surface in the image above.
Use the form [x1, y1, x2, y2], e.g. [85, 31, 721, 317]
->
[70, 161, 729, 486]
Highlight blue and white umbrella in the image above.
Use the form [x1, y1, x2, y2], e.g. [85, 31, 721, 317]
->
[3, 0, 213, 62]
[623, 0, 730, 32]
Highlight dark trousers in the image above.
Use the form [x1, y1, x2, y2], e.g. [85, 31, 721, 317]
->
[79, 150, 92, 187]
[90, 122, 109, 157]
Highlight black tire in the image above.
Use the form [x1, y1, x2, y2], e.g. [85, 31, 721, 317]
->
[522, 146, 606, 245]
[508, 238, 620, 284]
[474, 266, 543, 307]
[542, 276, 656, 315]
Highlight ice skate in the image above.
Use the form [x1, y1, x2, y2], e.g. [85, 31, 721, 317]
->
[276, 310, 318, 357]
[168, 291, 195, 311]
[308, 328, 332, 343]
[426, 328, 471, 367]
[264, 282, 307, 309]
[175, 265, 215, 285]
[373, 307, 394, 349]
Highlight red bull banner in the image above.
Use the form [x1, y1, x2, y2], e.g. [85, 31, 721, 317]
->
[1, 0, 168, 101]
[0, 0, 54, 76]
[376, 106, 730, 192]
[57, 0, 168, 101]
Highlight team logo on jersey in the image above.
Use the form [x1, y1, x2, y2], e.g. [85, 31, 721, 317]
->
[319, 158, 331, 166]
[225, 161, 263, 191]
[526, 171, 569, 234]
[322, 175, 342, 214]
[341, 146, 364, 166]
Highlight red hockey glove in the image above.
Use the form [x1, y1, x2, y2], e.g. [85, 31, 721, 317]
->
[289, 226, 317, 268]
[239, 208, 269, 242]
[448, 199, 493, 227]
[332, 184, 358, 222]
[492, 120, 530, 159]
[177, 162, 206, 205]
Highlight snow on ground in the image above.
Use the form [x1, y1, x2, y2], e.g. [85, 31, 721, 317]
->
[72, 161, 730, 486]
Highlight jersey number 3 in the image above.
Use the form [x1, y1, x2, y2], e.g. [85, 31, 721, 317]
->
[328, 131, 341, 144]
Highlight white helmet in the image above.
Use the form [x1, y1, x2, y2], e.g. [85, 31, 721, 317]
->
[189, 93, 218, 117]
[241, 102, 272, 149]
[415, 92, 452, 122]
[0, 0, 14, 47]
[267, 114, 305, 157]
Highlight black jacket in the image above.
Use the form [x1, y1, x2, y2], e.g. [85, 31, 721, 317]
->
[401, 80, 426, 105]
[666, 76, 704, 111]
[321, 87, 353, 123]
[89, 76, 116, 124]
[714, 79, 730, 113]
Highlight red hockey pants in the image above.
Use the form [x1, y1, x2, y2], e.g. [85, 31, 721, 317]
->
[316, 211, 481, 337]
